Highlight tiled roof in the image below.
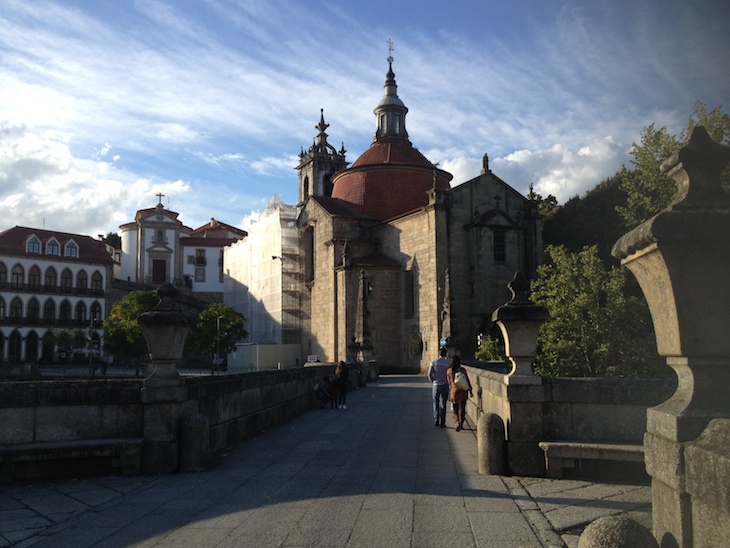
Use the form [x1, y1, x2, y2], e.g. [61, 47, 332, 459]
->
[331, 141, 452, 221]
[0, 226, 114, 264]
[351, 141, 434, 169]
[310, 196, 376, 219]
[189, 219, 247, 238]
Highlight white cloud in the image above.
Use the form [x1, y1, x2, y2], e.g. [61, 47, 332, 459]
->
[491, 136, 626, 201]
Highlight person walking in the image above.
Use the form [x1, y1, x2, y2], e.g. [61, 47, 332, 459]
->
[428, 347, 450, 427]
[335, 360, 350, 409]
[447, 355, 472, 431]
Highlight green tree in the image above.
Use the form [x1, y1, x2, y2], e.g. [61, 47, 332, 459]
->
[103, 290, 159, 360]
[617, 101, 730, 230]
[105, 232, 121, 248]
[616, 124, 680, 230]
[184, 302, 248, 360]
[530, 245, 660, 378]
[542, 174, 626, 266]
[475, 334, 507, 362]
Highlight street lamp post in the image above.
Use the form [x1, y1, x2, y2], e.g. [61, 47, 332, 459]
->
[213, 314, 224, 375]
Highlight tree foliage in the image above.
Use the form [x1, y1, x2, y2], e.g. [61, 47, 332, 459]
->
[542, 174, 626, 266]
[103, 290, 159, 359]
[475, 334, 507, 362]
[616, 124, 681, 230]
[617, 101, 730, 230]
[184, 302, 248, 357]
[530, 245, 661, 378]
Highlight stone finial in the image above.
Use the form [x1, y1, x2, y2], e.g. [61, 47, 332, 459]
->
[663, 126, 730, 210]
[491, 272, 549, 381]
[137, 283, 195, 379]
[613, 126, 730, 259]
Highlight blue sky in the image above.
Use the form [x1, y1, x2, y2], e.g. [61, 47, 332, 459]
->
[1, 0, 728, 237]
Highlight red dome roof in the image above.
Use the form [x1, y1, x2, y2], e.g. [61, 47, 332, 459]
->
[332, 141, 452, 221]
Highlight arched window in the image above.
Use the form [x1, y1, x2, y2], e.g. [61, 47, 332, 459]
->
[61, 269, 73, 290]
[27, 236, 41, 253]
[91, 271, 103, 292]
[0, 262, 6, 286]
[59, 300, 71, 323]
[65, 241, 78, 258]
[0, 298, 5, 320]
[11, 265, 24, 288]
[46, 239, 60, 256]
[44, 300, 55, 323]
[75, 301, 86, 324]
[28, 298, 40, 323]
[29, 266, 41, 290]
[10, 297, 23, 319]
[45, 267, 57, 289]
[77, 270, 88, 292]
[90, 301, 102, 322]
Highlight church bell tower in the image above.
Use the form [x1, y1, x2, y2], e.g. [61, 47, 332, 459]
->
[296, 109, 348, 205]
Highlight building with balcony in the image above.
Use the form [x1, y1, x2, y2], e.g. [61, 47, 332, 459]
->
[0, 226, 114, 363]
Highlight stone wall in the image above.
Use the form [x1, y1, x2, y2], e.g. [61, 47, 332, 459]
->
[0, 364, 371, 480]
[463, 364, 676, 476]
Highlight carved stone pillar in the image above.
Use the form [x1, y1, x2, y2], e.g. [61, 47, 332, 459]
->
[137, 283, 195, 474]
[612, 127, 730, 547]
[491, 272, 549, 475]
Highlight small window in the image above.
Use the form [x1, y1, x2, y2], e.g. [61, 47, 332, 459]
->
[61, 269, 73, 289]
[195, 249, 206, 265]
[65, 241, 78, 258]
[91, 271, 103, 291]
[28, 299, 39, 322]
[10, 297, 22, 319]
[47, 239, 60, 256]
[27, 237, 41, 254]
[90, 301, 102, 322]
[404, 269, 415, 319]
[77, 270, 88, 290]
[195, 267, 206, 282]
[493, 228, 506, 263]
[0, 298, 5, 320]
[29, 266, 41, 289]
[44, 300, 55, 322]
[187, 255, 195, 265]
[45, 267, 57, 289]
[0, 263, 6, 285]
[59, 300, 71, 322]
[75, 301, 86, 323]
[11, 265, 24, 287]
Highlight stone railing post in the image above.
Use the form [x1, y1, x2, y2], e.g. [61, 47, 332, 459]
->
[490, 271, 550, 475]
[137, 283, 195, 474]
[611, 127, 730, 547]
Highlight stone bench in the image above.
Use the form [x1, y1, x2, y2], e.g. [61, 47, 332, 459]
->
[0, 438, 143, 482]
[538, 441, 644, 480]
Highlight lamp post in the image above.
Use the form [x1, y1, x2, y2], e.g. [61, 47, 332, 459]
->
[213, 314, 224, 375]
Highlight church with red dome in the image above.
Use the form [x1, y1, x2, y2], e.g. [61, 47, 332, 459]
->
[296, 58, 541, 372]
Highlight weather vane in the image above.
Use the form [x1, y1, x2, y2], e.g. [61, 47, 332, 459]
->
[386, 38, 394, 63]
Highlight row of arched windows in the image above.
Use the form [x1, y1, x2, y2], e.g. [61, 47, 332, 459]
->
[0, 296, 102, 325]
[0, 262, 103, 292]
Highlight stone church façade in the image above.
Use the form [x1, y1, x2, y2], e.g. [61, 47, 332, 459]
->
[296, 59, 542, 373]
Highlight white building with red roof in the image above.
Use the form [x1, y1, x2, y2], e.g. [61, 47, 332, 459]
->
[119, 196, 246, 302]
[0, 226, 114, 363]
